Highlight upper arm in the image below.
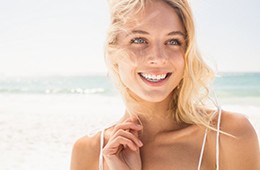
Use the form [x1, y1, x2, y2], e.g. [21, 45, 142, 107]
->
[70, 134, 100, 170]
[220, 112, 260, 170]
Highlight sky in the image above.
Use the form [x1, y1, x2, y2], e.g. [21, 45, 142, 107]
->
[0, 0, 259, 76]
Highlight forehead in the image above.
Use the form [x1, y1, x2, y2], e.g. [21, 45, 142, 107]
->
[123, 1, 184, 33]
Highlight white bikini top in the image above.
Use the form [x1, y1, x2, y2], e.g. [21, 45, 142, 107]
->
[99, 108, 222, 170]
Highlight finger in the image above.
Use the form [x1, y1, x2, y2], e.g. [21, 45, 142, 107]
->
[130, 128, 140, 139]
[126, 117, 143, 138]
[103, 136, 138, 156]
[112, 129, 143, 147]
[104, 129, 143, 156]
[111, 122, 142, 135]
[126, 116, 140, 124]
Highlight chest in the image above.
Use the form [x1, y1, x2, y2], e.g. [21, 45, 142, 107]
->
[140, 142, 210, 170]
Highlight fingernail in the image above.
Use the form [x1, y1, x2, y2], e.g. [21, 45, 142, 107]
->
[138, 140, 143, 146]
[137, 124, 142, 128]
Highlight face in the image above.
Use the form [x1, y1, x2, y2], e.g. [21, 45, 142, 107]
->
[116, 1, 186, 103]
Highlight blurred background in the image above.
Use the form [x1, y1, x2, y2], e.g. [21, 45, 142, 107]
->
[0, 0, 259, 169]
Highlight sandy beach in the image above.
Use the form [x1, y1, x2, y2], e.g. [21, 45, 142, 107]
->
[0, 94, 124, 170]
[0, 93, 259, 170]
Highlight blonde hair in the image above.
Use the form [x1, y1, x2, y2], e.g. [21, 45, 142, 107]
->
[105, 0, 217, 128]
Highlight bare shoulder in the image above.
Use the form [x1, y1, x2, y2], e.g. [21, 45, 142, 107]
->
[220, 110, 260, 169]
[70, 132, 101, 170]
[221, 110, 257, 136]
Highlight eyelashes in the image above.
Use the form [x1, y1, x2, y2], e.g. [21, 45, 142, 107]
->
[130, 37, 148, 44]
[130, 37, 182, 46]
[165, 39, 182, 46]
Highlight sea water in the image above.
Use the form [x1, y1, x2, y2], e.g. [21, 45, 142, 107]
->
[0, 73, 259, 170]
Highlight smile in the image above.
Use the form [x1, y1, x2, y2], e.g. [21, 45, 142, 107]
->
[139, 72, 171, 83]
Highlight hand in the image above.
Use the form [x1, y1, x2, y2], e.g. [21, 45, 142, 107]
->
[102, 118, 143, 170]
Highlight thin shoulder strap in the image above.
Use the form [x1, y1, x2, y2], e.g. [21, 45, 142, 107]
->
[197, 128, 208, 170]
[99, 129, 105, 170]
[216, 107, 222, 170]
[197, 106, 222, 170]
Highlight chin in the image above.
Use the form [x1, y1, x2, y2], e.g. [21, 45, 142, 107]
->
[126, 88, 173, 104]
[138, 91, 172, 103]
[143, 96, 169, 103]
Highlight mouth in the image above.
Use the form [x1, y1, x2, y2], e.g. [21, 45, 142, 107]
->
[138, 72, 172, 83]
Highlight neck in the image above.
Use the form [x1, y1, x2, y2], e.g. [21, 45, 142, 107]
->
[123, 94, 186, 141]
[125, 90, 173, 116]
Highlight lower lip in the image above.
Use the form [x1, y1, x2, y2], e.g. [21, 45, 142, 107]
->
[139, 73, 171, 87]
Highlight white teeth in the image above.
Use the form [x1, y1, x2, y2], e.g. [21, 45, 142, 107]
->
[140, 73, 167, 82]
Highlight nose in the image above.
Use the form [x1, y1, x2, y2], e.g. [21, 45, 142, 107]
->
[147, 44, 167, 65]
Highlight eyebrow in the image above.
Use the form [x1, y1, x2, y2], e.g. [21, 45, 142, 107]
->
[167, 31, 186, 37]
[125, 30, 149, 37]
[126, 29, 186, 38]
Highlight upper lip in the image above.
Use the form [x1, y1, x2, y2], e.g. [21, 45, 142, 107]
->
[138, 72, 172, 80]
[138, 70, 172, 75]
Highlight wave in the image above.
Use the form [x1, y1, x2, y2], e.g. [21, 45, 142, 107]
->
[0, 73, 259, 97]
[0, 87, 108, 95]
[0, 75, 115, 95]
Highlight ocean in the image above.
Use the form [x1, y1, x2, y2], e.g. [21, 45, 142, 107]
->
[1, 72, 260, 98]
[0, 72, 259, 170]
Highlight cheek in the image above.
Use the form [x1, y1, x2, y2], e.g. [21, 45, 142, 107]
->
[117, 60, 136, 84]
[167, 50, 185, 67]
[176, 58, 185, 75]
[174, 54, 185, 69]
[129, 46, 185, 63]
[126, 48, 148, 64]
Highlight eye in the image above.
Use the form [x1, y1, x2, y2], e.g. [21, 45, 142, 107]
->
[130, 37, 147, 44]
[166, 39, 181, 46]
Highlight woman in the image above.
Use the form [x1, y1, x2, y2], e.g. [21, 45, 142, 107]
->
[71, 0, 260, 169]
